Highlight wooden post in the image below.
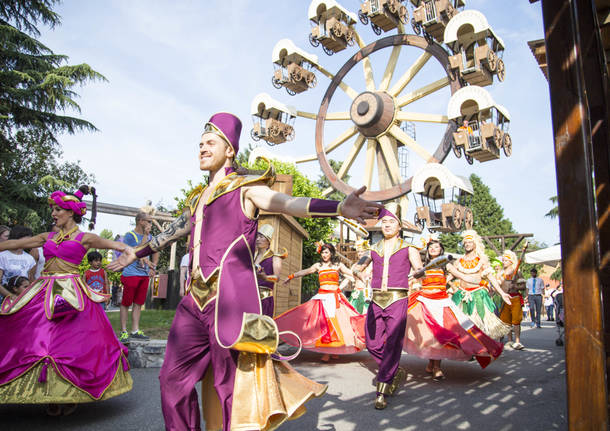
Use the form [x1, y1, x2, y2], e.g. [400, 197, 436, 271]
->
[540, 0, 608, 428]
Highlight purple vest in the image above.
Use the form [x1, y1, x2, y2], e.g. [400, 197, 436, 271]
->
[188, 185, 257, 279]
[370, 243, 411, 290]
[258, 255, 275, 289]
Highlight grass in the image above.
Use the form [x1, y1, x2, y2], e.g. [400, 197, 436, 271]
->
[107, 309, 176, 340]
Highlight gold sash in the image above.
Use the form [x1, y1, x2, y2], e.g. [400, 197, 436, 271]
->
[372, 289, 408, 309]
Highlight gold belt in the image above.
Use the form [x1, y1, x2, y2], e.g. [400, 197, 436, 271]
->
[259, 288, 273, 300]
[188, 268, 219, 311]
[372, 289, 408, 309]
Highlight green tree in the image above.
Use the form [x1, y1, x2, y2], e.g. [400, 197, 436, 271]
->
[1, 0, 103, 231]
[315, 159, 349, 202]
[545, 196, 558, 219]
[174, 159, 334, 297]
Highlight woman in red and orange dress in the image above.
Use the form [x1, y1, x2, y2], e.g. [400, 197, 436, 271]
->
[404, 237, 503, 379]
[276, 243, 365, 361]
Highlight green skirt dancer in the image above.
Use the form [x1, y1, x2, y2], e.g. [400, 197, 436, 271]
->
[348, 289, 369, 314]
[452, 286, 510, 339]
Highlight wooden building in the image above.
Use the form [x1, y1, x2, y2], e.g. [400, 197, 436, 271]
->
[259, 174, 309, 316]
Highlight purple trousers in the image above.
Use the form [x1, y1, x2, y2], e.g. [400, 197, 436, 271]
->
[159, 296, 238, 431]
[365, 298, 408, 384]
[261, 296, 274, 318]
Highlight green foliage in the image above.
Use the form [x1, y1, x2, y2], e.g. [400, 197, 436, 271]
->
[545, 196, 558, 219]
[174, 158, 334, 297]
[315, 159, 348, 201]
[0, 1, 102, 231]
[550, 265, 562, 281]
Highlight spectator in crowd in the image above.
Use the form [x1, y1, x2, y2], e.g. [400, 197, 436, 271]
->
[526, 268, 544, 328]
[0, 225, 10, 242]
[0, 226, 36, 301]
[119, 212, 159, 342]
[544, 284, 555, 321]
[5, 275, 29, 297]
[84, 251, 109, 309]
[523, 299, 530, 321]
[179, 253, 189, 297]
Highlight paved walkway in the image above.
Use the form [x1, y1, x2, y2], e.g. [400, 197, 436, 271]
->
[0, 321, 566, 430]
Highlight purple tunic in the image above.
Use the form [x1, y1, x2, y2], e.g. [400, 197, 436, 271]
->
[258, 256, 275, 289]
[370, 247, 411, 290]
[161, 169, 263, 431]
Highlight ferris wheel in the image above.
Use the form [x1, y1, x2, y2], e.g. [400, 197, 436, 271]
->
[250, 0, 510, 221]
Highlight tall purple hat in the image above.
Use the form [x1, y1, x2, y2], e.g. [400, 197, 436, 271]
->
[203, 112, 242, 154]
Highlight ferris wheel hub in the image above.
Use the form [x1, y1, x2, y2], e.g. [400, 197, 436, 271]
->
[349, 91, 396, 138]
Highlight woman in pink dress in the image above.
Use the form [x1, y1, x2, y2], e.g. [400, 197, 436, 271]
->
[276, 243, 365, 361]
[0, 186, 133, 415]
[404, 236, 503, 379]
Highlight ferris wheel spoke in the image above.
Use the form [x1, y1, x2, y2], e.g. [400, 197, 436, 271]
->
[377, 135, 402, 186]
[314, 64, 359, 99]
[389, 52, 432, 97]
[296, 111, 317, 120]
[396, 77, 450, 108]
[379, 45, 402, 91]
[353, 30, 376, 91]
[363, 139, 377, 190]
[325, 111, 352, 121]
[295, 154, 317, 163]
[395, 111, 449, 123]
[325, 126, 359, 154]
[388, 124, 437, 162]
[321, 134, 366, 197]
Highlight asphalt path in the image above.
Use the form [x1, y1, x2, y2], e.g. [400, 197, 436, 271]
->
[1, 320, 566, 430]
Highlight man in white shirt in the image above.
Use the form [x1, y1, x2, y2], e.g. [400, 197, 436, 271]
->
[0, 226, 36, 300]
[526, 268, 544, 328]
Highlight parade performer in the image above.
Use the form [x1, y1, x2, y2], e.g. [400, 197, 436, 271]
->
[404, 235, 504, 379]
[0, 186, 132, 416]
[497, 248, 527, 350]
[276, 243, 366, 361]
[109, 112, 381, 431]
[449, 230, 511, 339]
[353, 203, 423, 410]
[348, 239, 372, 314]
[254, 224, 286, 317]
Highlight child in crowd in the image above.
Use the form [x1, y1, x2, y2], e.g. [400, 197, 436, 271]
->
[84, 251, 109, 309]
[6, 276, 29, 297]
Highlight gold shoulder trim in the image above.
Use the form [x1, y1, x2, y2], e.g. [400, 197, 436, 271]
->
[187, 185, 206, 213]
[261, 249, 274, 260]
[207, 158, 276, 205]
[370, 238, 415, 258]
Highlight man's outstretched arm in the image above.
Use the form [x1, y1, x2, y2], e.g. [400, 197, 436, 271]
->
[108, 210, 192, 271]
[245, 184, 382, 224]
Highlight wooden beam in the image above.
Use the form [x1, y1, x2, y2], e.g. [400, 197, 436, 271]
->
[541, 0, 608, 429]
[84, 201, 176, 222]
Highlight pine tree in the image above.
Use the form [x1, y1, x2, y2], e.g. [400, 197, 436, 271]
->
[1, 0, 103, 230]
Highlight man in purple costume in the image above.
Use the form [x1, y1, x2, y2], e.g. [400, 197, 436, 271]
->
[255, 224, 284, 318]
[110, 112, 382, 430]
[353, 202, 423, 410]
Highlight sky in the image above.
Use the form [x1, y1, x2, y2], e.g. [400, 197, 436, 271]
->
[38, 0, 559, 245]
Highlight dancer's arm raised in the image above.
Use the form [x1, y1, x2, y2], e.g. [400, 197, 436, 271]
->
[0, 233, 47, 252]
[282, 262, 320, 285]
[107, 210, 192, 271]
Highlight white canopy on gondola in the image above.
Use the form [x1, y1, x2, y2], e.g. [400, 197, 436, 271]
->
[443, 9, 505, 49]
[272, 39, 319, 65]
[308, 0, 357, 24]
[411, 163, 473, 199]
[447, 86, 511, 120]
[250, 93, 297, 118]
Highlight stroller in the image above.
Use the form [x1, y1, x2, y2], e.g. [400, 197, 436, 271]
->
[553, 290, 565, 346]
